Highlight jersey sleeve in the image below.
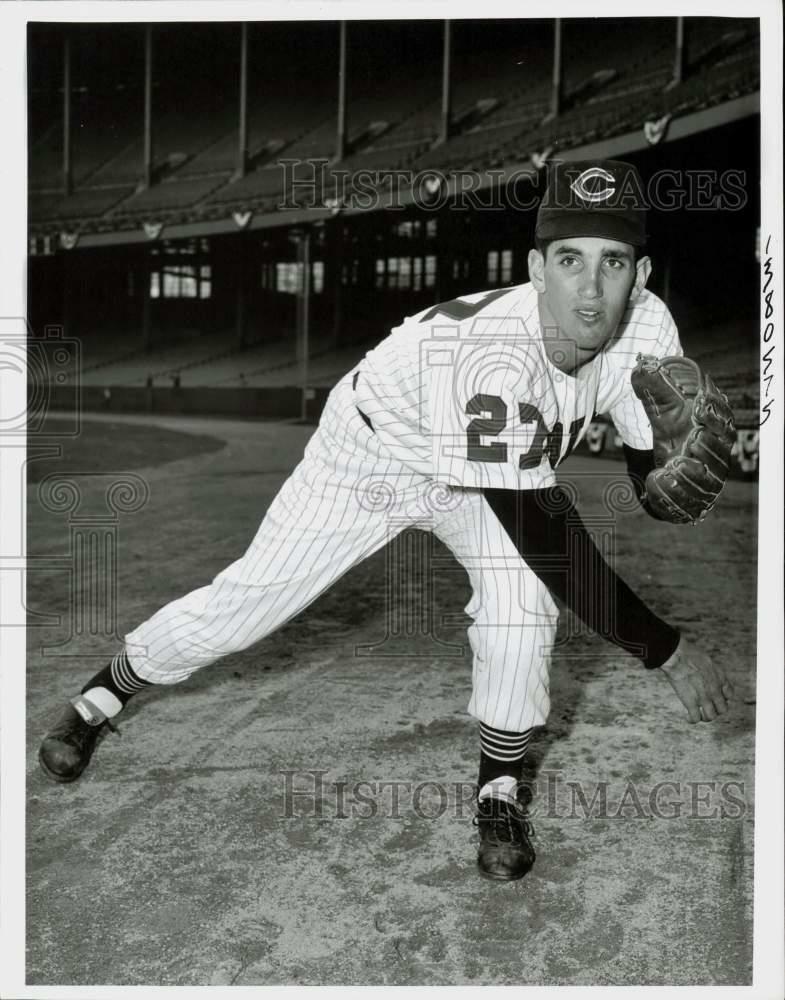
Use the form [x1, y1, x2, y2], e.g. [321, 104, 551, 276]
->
[606, 297, 684, 450]
[429, 334, 558, 490]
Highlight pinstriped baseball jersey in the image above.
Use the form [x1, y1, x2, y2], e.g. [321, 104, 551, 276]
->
[123, 278, 682, 732]
[124, 371, 561, 730]
[355, 282, 682, 488]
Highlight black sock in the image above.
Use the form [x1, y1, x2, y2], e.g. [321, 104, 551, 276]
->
[477, 723, 533, 790]
[81, 651, 152, 707]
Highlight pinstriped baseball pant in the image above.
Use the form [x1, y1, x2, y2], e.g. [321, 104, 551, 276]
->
[124, 375, 559, 731]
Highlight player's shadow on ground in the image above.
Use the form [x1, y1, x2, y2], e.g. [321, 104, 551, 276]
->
[518, 634, 591, 786]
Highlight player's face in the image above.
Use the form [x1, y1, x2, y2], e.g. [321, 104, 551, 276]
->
[528, 237, 651, 372]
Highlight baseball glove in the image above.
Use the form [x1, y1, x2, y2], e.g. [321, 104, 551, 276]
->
[630, 354, 737, 524]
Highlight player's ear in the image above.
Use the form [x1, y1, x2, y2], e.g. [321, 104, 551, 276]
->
[528, 248, 546, 291]
[629, 254, 652, 302]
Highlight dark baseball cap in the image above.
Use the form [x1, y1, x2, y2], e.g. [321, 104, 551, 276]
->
[535, 159, 648, 247]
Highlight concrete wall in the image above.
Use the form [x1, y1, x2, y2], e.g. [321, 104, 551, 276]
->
[48, 383, 332, 422]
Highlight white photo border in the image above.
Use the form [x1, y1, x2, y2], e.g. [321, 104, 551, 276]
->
[2, 2, 782, 998]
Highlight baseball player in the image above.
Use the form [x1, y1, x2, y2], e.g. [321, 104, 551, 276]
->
[39, 160, 737, 882]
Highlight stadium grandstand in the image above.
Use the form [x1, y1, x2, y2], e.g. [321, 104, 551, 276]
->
[27, 17, 760, 467]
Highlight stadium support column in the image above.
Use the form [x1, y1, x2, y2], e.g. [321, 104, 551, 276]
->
[330, 218, 344, 347]
[293, 230, 312, 421]
[142, 252, 153, 351]
[143, 26, 153, 190]
[672, 18, 685, 86]
[236, 23, 249, 180]
[336, 21, 348, 162]
[440, 20, 452, 145]
[301, 231, 311, 421]
[62, 33, 72, 197]
[61, 251, 71, 340]
[549, 19, 563, 120]
[235, 233, 247, 348]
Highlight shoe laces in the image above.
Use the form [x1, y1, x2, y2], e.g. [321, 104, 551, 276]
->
[473, 796, 535, 845]
[67, 716, 120, 749]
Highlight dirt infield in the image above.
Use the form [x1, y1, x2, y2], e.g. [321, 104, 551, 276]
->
[26, 412, 757, 987]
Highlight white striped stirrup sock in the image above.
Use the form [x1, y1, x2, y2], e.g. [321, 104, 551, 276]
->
[78, 650, 151, 720]
[479, 722, 533, 764]
[110, 650, 150, 697]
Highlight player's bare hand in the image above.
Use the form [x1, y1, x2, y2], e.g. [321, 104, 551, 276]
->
[659, 638, 735, 723]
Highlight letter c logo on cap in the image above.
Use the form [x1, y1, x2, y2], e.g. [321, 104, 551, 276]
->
[570, 167, 616, 204]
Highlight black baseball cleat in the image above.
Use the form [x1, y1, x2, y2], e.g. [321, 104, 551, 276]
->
[474, 791, 536, 882]
[38, 701, 118, 784]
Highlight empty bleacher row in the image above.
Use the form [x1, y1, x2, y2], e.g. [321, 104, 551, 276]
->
[413, 106, 548, 173]
[69, 328, 374, 390]
[76, 330, 255, 386]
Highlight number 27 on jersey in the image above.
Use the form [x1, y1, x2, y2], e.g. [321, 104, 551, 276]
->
[465, 393, 583, 470]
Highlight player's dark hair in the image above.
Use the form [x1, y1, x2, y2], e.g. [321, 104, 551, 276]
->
[535, 236, 641, 263]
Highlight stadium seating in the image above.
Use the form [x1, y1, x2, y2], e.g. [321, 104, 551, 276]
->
[109, 176, 230, 217]
[495, 27, 756, 165]
[77, 330, 234, 386]
[561, 19, 672, 90]
[31, 94, 141, 189]
[413, 112, 546, 172]
[29, 186, 136, 223]
[219, 340, 372, 388]
[28, 20, 760, 439]
[343, 73, 436, 140]
[29, 121, 68, 191]
[174, 339, 298, 387]
[74, 136, 143, 187]
[339, 142, 429, 173]
[29, 191, 72, 223]
[78, 106, 231, 188]
[176, 95, 331, 178]
[320, 142, 431, 201]
[28, 20, 760, 232]
[69, 320, 376, 389]
[174, 130, 254, 179]
[274, 117, 337, 160]
[204, 164, 288, 208]
[74, 332, 151, 375]
[155, 337, 372, 388]
[369, 101, 441, 149]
